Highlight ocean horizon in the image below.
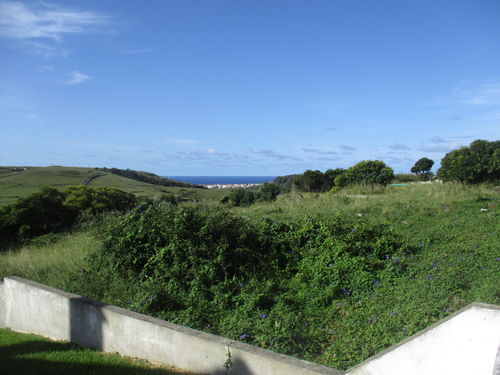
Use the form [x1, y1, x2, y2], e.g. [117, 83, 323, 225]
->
[165, 176, 277, 185]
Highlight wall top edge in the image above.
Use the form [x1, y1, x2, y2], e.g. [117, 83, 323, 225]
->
[3, 276, 341, 374]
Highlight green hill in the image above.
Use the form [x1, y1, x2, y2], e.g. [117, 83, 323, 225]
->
[0, 166, 225, 206]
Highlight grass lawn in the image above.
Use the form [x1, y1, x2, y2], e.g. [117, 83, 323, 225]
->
[0, 328, 197, 375]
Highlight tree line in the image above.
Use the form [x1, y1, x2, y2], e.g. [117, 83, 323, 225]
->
[274, 139, 499, 193]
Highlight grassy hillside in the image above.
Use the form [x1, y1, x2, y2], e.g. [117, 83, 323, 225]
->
[0, 166, 227, 206]
[1, 182, 498, 370]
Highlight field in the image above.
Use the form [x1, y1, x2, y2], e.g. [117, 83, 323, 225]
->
[1, 182, 498, 370]
[0, 166, 228, 206]
[0, 328, 195, 375]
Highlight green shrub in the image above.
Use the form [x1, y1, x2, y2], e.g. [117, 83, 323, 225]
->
[83, 203, 410, 357]
[438, 139, 500, 183]
[0, 186, 137, 251]
[335, 160, 394, 187]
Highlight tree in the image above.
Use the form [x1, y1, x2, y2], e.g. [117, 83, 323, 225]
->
[411, 157, 434, 181]
[438, 139, 500, 183]
[259, 183, 280, 202]
[334, 160, 394, 187]
[324, 168, 345, 186]
[293, 170, 332, 192]
[228, 188, 256, 206]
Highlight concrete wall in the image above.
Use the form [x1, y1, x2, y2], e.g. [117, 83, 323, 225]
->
[2, 276, 341, 375]
[346, 303, 500, 375]
[0, 281, 5, 328]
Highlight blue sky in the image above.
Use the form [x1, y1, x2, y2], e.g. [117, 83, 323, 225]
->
[1, 0, 499, 176]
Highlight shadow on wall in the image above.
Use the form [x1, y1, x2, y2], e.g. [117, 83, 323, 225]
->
[67, 296, 256, 375]
[69, 296, 105, 350]
[210, 357, 254, 375]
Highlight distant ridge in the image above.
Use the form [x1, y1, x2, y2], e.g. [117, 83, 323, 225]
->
[98, 168, 205, 189]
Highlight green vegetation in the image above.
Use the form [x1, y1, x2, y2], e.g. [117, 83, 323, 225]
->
[225, 183, 280, 206]
[97, 167, 204, 189]
[410, 157, 434, 181]
[0, 328, 194, 375]
[0, 166, 225, 206]
[0, 186, 136, 250]
[1, 148, 499, 371]
[1, 182, 498, 371]
[438, 139, 500, 183]
[335, 160, 394, 187]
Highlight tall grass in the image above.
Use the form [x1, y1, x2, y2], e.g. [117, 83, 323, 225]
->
[0, 232, 100, 291]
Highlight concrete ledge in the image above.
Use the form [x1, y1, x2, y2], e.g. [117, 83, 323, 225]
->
[4, 276, 341, 375]
[0, 281, 5, 328]
[346, 302, 500, 375]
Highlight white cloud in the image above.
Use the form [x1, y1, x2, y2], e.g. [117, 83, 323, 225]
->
[0, 1, 109, 57]
[389, 143, 410, 150]
[22, 40, 69, 57]
[59, 70, 90, 85]
[0, 1, 110, 41]
[339, 145, 356, 152]
[429, 137, 446, 144]
[250, 148, 301, 161]
[451, 81, 500, 106]
[417, 142, 460, 153]
[423, 80, 500, 107]
[302, 147, 338, 155]
[36, 64, 55, 73]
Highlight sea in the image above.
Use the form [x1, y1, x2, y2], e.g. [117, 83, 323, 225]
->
[166, 176, 277, 185]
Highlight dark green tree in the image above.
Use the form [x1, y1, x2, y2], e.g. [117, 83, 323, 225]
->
[228, 188, 256, 206]
[324, 168, 345, 187]
[0, 187, 76, 249]
[259, 183, 280, 202]
[438, 139, 500, 183]
[411, 157, 434, 181]
[293, 170, 332, 192]
[334, 160, 394, 187]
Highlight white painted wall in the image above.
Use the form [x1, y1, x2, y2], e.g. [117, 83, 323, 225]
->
[347, 305, 500, 375]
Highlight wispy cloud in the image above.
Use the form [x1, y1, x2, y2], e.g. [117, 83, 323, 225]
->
[36, 64, 55, 73]
[250, 148, 300, 161]
[423, 80, 500, 107]
[451, 81, 500, 106]
[389, 143, 410, 150]
[0, 1, 110, 56]
[339, 145, 356, 152]
[25, 112, 43, 122]
[21, 40, 69, 57]
[417, 142, 460, 153]
[429, 137, 446, 144]
[302, 147, 338, 155]
[0, 1, 110, 41]
[59, 70, 90, 85]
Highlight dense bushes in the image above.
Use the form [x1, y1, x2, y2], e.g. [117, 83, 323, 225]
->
[226, 183, 281, 206]
[83, 202, 411, 357]
[438, 139, 499, 183]
[335, 160, 394, 187]
[0, 186, 136, 250]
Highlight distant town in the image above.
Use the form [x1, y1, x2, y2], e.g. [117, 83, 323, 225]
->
[204, 183, 263, 189]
